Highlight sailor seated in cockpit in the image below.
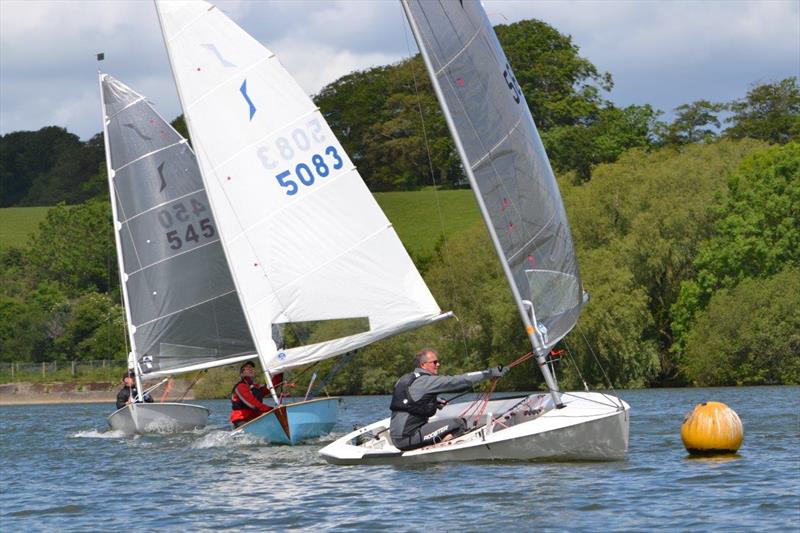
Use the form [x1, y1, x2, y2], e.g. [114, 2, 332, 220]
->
[389, 348, 507, 451]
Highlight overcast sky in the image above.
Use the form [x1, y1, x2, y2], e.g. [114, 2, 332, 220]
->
[1, 0, 798, 140]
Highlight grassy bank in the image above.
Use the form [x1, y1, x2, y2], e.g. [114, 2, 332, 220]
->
[0, 206, 50, 249]
[375, 189, 481, 258]
[0, 191, 482, 256]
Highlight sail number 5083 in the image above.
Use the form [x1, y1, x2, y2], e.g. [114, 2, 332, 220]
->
[275, 145, 343, 196]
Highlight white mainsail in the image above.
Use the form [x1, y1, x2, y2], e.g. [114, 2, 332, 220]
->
[155, 1, 449, 372]
[100, 73, 257, 378]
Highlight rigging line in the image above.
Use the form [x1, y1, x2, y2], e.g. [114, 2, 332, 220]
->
[557, 389, 624, 410]
[458, 350, 534, 417]
[310, 349, 358, 399]
[178, 370, 207, 401]
[444, 350, 532, 411]
[578, 328, 622, 408]
[561, 339, 589, 392]
[401, 3, 470, 362]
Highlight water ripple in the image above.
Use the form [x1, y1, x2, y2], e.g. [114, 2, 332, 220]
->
[0, 387, 798, 531]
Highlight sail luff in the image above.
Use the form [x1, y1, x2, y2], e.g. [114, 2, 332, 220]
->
[154, 1, 278, 378]
[98, 72, 145, 398]
[400, 0, 564, 403]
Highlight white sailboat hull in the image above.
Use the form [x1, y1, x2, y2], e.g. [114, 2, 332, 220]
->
[107, 402, 210, 434]
[320, 392, 629, 465]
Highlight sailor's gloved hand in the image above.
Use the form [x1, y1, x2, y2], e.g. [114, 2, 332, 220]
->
[436, 398, 447, 410]
[487, 365, 509, 379]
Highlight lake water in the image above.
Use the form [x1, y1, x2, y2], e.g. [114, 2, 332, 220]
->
[1, 386, 798, 531]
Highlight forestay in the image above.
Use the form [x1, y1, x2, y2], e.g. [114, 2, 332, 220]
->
[155, 1, 447, 372]
[402, 0, 584, 353]
[100, 74, 256, 376]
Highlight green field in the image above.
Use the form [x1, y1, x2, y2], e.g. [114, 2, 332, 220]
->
[0, 191, 482, 256]
[0, 206, 50, 249]
[375, 189, 481, 257]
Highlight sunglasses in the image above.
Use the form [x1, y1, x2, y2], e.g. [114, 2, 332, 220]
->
[426, 360, 440, 366]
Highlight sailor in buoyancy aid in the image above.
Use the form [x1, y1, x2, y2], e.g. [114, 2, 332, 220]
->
[115, 371, 153, 410]
[389, 348, 508, 451]
[229, 361, 282, 428]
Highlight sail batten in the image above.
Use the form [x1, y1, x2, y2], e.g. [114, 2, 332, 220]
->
[114, 140, 186, 174]
[120, 185, 207, 224]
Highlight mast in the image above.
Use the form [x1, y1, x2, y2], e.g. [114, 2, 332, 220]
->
[153, 2, 280, 403]
[400, 0, 562, 406]
[97, 66, 144, 401]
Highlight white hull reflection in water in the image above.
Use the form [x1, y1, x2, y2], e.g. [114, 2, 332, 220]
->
[321, 392, 629, 465]
[107, 402, 210, 434]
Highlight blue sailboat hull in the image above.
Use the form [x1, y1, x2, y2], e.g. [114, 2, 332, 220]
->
[233, 397, 340, 445]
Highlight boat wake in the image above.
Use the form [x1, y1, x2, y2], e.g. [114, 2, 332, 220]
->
[190, 429, 263, 449]
[70, 429, 129, 439]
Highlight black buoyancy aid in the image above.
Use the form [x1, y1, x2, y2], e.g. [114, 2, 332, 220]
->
[390, 372, 438, 418]
[230, 379, 265, 411]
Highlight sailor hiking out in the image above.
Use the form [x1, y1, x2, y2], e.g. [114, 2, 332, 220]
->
[389, 348, 508, 451]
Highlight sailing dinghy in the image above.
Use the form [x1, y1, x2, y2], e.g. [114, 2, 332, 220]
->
[100, 73, 260, 434]
[320, 0, 630, 464]
[153, 0, 451, 444]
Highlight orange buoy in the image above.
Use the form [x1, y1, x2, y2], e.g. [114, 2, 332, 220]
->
[681, 401, 743, 455]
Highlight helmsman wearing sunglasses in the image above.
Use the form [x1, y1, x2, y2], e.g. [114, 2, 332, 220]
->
[389, 348, 508, 451]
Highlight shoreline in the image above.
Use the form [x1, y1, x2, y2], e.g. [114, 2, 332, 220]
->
[0, 381, 199, 406]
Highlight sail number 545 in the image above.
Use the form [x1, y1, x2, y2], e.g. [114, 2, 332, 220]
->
[275, 145, 343, 196]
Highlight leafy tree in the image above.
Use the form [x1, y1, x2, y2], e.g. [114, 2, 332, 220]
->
[27, 200, 117, 297]
[54, 292, 126, 361]
[659, 100, 723, 145]
[170, 115, 189, 142]
[0, 127, 81, 207]
[564, 139, 768, 383]
[23, 132, 105, 205]
[724, 77, 800, 144]
[0, 296, 46, 362]
[544, 104, 661, 183]
[672, 142, 800, 355]
[683, 267, 800, 385]
[494, 19, 612, 130]
[561, 247, 660, 389]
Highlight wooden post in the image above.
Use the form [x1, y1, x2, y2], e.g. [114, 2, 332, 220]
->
[10, 362, 14, 381]
[42, 361, 46, 378]
[72, 361, 76, 377]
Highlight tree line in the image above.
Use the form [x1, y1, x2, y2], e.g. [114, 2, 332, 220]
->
[1, 18, 797, 391]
